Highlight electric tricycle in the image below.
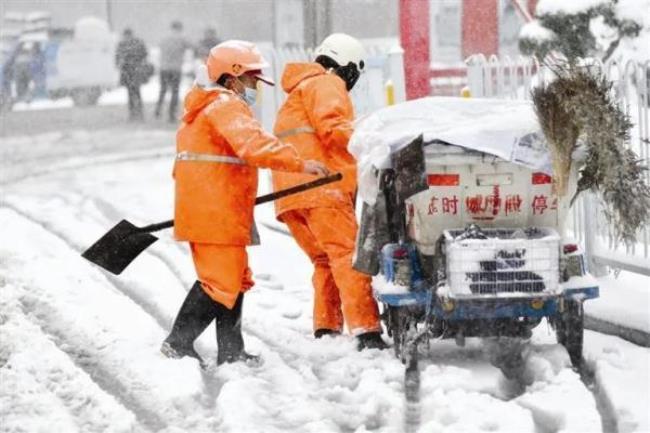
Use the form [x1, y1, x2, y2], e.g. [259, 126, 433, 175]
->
[350, 97, 599, 378]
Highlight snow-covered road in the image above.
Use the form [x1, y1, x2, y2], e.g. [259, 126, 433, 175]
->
[1, 127, 648, 433]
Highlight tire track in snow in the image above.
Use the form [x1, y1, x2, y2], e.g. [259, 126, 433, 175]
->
[0, 212, 169, 431]
[54, 189, 191, 290]
[14, 287, 169, 432]
[580, 361, 618, 433]
[0, 203, 234, 418]
[486, 337, 616, 432]
[0, 149, 174, 187]
[0, 287, 155, 433]
[498, 342, 605, 432]
[1, 207, 224, 432]
[7, 142, 263, 294]
[2, 202, 171, 330]
[3, 191, 189, 338]
[1, 128, 174, 187]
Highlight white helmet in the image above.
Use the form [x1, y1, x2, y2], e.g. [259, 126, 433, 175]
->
[314, 33, 365, 91]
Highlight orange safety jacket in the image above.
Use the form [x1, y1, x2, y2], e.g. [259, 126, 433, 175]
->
[174, 85, 304, 245]
[271, 63, 358, 219]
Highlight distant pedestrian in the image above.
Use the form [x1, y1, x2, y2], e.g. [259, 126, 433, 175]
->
[116, 28, 148, 121]
[13, 42, 35, 102]
[1, 42, 20, 109]
[195, 27, 220, 61]
[29, 43, 46, 99]
[155, 21, 192, 122]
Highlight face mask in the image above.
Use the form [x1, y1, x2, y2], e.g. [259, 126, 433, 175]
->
[235, 78, 258, 106]
[242, 86, 258, 106]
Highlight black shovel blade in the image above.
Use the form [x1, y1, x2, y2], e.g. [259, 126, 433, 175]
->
[81, 220, 159, 275]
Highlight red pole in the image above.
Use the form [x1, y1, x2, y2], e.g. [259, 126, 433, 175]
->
[399, 0, 430, 100]
[461, 0, 499, 58]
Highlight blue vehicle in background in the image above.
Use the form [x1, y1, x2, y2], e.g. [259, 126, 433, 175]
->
[1, 16, 118, 110]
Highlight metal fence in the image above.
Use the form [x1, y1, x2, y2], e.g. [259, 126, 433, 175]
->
[466, 54, 650, 276]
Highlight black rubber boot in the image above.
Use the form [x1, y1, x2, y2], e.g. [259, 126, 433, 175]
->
[357, 332, 389, 351]
[161, 281, 216, 367]
[314, 329, 341, 339]
[215, 294, 261, 366]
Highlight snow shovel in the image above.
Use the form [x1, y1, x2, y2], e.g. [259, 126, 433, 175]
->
[82, 173, 342, 275]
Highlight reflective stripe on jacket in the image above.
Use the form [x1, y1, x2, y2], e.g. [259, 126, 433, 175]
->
[271, 63, 358, 219]
[174, 85, 304, 244]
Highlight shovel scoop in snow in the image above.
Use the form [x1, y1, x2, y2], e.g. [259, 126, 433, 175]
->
[82, 173, 343, 275]
[81, 219, 169, 275]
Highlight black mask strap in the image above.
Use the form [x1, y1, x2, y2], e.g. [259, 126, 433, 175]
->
[335, 62, 360, 91]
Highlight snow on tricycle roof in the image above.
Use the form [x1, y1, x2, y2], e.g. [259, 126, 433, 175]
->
[349, 96, 553, 204]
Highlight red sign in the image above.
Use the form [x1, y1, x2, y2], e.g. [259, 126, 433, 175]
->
[532, 172, 553, 185]
[427, 174, 460, 186]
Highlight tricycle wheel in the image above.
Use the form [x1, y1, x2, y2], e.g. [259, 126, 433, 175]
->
[555, 299, 584, 368]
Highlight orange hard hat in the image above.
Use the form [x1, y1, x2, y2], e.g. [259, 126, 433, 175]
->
[206, 40, 274, 85]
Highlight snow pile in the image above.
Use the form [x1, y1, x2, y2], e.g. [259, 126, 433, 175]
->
[616, 0, 650, 28]
[349, 97, 550, 205]
[585, 332, 650, 433]
[372, 275, 410, 295]
[418, 365, 536, 431]
[586, 271, 650, 333]
[519, 20, 556, 42]
[511, 344, 602, 432]
[517, 368, 601, 431]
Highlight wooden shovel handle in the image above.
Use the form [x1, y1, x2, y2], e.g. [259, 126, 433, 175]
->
[137, 173, 343, 234]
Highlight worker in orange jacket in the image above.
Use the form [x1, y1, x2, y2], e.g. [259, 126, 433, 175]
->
[271, 34, 387, 350]
[162, 40, 329, 366]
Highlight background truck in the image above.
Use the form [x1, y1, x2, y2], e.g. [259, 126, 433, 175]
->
[1, 14, 118, 108]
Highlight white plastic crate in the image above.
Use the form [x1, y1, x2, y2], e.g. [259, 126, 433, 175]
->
[444, 227, 560, 296]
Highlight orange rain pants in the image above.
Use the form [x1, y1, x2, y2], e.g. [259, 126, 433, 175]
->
[189, 242, 254, 309]
[281, 206, 380, 335]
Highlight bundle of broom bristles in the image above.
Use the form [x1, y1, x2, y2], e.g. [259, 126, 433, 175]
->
[532, 63, 650, 246]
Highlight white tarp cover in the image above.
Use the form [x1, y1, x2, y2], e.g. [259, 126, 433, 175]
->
[349, 96, 552, 205]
